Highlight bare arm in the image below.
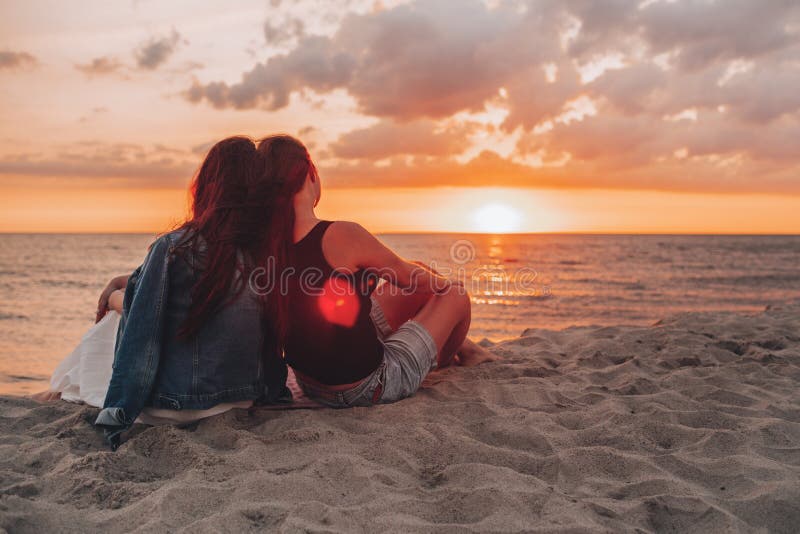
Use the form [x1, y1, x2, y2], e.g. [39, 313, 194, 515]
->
[96, 274, 130, 322]
[107, 289, 125, 315]
[330, 222, 452, 294]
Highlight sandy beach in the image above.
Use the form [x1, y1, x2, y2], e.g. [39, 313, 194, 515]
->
[1, 301, 799, 532]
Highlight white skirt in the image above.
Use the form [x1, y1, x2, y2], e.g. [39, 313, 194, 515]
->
[50, 312, 120, 408]
[48, 312, 315, 423]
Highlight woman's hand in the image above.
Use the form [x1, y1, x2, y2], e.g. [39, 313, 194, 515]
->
[96, 274, 130, 323]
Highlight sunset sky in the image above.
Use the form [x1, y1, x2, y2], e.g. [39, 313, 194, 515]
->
[1, 0, 799, 233]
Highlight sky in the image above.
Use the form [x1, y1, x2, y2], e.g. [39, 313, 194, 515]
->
[1, 0, 799, 233]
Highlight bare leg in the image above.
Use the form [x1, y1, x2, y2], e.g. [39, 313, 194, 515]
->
[374, 284, 467, 367]
[456, 337, 498, 366]
[409, 287, 472, 368]
[435, 292, 471, 368]
[371, 282, 432, 332]
[372, 280, 496, 367]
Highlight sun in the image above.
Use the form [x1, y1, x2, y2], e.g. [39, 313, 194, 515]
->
[472, 203, 523, 233]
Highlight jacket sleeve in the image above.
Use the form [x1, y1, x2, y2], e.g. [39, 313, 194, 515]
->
[94, 235, 172, 450]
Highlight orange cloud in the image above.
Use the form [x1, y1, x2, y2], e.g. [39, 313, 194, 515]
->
[2, 0, 799, 202]
[175, 0, 800, 196]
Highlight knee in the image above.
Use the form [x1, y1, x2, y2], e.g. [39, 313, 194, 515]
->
[439, 286, 470, 315]
[456, 287, 471, 310]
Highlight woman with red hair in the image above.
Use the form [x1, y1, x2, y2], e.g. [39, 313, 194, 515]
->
[36, 136, 290, 448]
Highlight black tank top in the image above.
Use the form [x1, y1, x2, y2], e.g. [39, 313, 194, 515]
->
[284, 220, 384, 385]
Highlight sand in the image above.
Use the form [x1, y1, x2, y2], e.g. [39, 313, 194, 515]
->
[2, 302, 800, 533]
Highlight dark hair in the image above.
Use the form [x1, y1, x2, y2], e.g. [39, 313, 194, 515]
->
[255, 134, 318, 349]
[174, 135, 276, 339]
[170, 133, 315, 362]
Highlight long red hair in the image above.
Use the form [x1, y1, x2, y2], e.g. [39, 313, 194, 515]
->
[255, 134, 319, 350]
[174, 136, 277, 340]
[173, 134, 316, 360]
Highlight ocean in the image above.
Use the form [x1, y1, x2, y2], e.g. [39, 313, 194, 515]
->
[1, 233, 798, 395]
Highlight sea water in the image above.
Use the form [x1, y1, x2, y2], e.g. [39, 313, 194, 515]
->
[1, 233, 798, 394]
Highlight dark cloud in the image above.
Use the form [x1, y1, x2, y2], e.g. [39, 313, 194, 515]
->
[720, 61, 800, 124]
[517, 103, 800, 172]
[177, 60, 205, 72]
[585, 62, 667, 116]
[637, 0, 800, 71]
[264, 17, 305, 45]
[185, 0, 531, 117]
[135, 29, 182, 70]
[77, 106, 110, 124]
[178, 0, 800, 194]
[75, 56, 125, 77]
[185, 35, 355, 109]
[25, 0, 799, 195]
[184, 0, 800, 126]
[0, 50, 37, 69]
[501, 60, 583, 131]
[76, 43, 199, 78]
[562, 0, 800, 70]
[297, 125, 316, 137]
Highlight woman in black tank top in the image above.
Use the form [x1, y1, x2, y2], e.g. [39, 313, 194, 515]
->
[254, 135, 496, 403]
[284, 220, 383, 385]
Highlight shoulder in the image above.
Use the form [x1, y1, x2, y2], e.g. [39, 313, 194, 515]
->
[320, 221, 382, 271]
[143, 230, 186, 265]
[149, 228, 198, 253]
[326, 221, 373, 242]
[161, 227, 193, 245]
[146, 233, 172, 254]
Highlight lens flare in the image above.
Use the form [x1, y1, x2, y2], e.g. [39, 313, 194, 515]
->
[317, 278, 360, 327]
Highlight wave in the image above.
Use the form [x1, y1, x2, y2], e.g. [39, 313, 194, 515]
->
[0, 373, 48, 383]
[559, 278, 646, 290]
[0, 312, 29, 321]
[39, 279, 92, 289]
[683, 273, 800, 285]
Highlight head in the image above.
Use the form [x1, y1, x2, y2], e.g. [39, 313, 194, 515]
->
[255, 134, 320, 213]
[176, 135, 272, 339]
[175, 134, 317, 351]
[254, 134, 320, 346]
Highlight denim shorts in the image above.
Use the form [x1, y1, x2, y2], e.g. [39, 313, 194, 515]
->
[295, 295, 438, 408]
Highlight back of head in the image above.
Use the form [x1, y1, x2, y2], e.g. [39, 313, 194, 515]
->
[255, 134, 319, 347]
[255, 134, 316, 201]
[174, 133, 316, 351]
[176, 135, 269, 339]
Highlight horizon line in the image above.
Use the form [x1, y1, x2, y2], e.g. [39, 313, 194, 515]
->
[1, 231, 799, 237]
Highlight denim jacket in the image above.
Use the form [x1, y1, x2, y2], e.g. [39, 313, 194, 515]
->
[94, 229, 289, 449]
